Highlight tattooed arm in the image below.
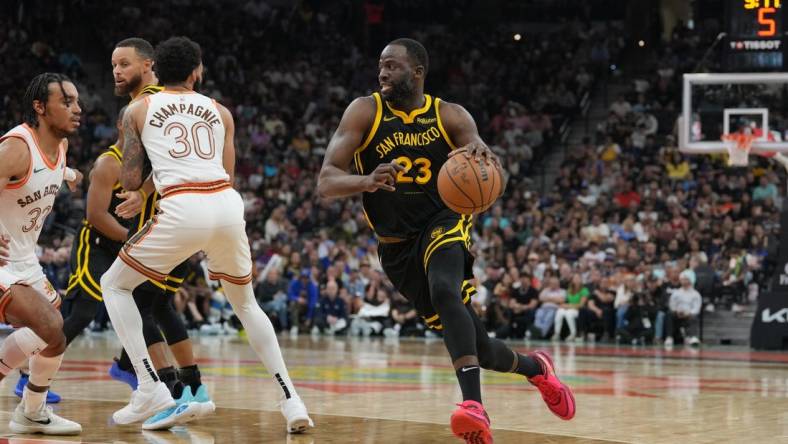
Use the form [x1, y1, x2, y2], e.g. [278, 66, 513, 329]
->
[119, 100, 149, 191]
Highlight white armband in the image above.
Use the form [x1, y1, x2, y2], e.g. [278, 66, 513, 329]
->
[64, 167, 77, 181]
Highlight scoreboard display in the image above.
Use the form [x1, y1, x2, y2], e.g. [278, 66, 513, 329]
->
[725, 0, 785, 71]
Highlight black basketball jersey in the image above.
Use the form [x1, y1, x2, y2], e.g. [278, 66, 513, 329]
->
[355, 93, 459, 238]
[83, 144, 159, 238]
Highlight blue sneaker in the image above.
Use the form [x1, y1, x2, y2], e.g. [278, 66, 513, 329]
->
[109, 361, 138, 390]
[14, 374, 61, 404]
[191, 384, 216, 417]
[142, 386, 201, 430]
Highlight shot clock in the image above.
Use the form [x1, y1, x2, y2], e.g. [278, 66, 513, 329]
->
[726, 0, 785, 70]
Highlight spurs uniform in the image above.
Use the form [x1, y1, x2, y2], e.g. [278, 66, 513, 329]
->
[119, 90, 252, 285]
[0, 124, 66, 318]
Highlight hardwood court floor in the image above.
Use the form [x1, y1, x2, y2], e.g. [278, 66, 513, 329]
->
[0, 333, 786, 443]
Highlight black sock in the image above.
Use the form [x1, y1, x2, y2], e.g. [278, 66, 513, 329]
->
[179, 364, 202, 393]
[117, 350, 135, 373]
[157, 366, 184, 398]
[514, 353, 542, 378]
[456, 366, 482, 403]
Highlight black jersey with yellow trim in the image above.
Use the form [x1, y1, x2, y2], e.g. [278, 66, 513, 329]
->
[67, 144, 134, 300]
[355, 93, 458, 238]
[79, 145, 132, 250]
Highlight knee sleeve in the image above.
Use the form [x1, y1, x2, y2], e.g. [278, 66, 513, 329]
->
[0, 328, 46, 376]
[427, 244, 477, 362]
[16, 328, 48, 356]
[141, 311, 164, 347]
[134, 282, 165, 347]
[152, 295, 188, 345]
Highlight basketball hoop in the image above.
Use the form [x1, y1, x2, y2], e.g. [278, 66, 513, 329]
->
[721, 132, 755, 167]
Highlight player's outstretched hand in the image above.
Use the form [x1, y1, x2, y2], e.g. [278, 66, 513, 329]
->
[0, 235, 9, 267]
[450, 142, 501, 168]
[115, 190, 145, 219]
[363, 160, 405, 192]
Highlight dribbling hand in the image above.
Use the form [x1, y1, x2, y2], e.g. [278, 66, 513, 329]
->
[449, 141, 502, 169]
[363, 160, 405, 192]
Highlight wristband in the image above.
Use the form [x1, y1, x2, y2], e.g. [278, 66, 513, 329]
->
[64, 167, 77, 181]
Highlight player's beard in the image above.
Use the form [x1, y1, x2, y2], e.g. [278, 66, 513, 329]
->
[382, 76, 414, 105]
[193, 76, 202, 92]
[115, 73, 142, 97]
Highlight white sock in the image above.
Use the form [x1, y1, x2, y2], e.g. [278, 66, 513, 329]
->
[100, 260, 158, 391]
[24, 352, 62, 415]
[222, 282, 299, 400]
[22, 386, 46, 415]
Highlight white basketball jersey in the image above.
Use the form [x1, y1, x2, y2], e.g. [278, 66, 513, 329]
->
[141, 91, 228, 192]
[0, 124, 66, 263]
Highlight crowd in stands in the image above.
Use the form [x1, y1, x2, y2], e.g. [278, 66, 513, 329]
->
[2, 2, 782, 346]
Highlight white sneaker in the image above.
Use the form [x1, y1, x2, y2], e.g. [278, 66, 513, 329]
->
[280, 396, 314, 434]
[222, 322, 239, 336]
[9, 401, 82, 435]
[664, 336, 674, 347]
[113, 382, 175, 425]
[688, 336, 701, 347]
[199, 323, 222, 335]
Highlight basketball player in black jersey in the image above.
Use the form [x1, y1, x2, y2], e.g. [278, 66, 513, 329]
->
[55, 38, 213, 429]
[318, 38, 575, 443]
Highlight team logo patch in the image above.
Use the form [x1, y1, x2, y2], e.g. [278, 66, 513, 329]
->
[431, 227, 444, 239]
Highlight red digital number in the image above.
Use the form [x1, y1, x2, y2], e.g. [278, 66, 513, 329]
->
[758, 7, 777, 36]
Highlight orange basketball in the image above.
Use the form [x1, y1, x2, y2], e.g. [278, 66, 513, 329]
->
[437, 154, 502, 215]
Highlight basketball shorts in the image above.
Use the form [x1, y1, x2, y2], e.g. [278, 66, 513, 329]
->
[65, 224, 188, 303]
[66, 223, 123, 302]
[378, 209, 477, 330]
[0, 259, 61, 323]
[119, 181, 253, 286]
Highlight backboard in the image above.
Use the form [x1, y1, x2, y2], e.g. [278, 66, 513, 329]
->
[679, 72, 788, 155]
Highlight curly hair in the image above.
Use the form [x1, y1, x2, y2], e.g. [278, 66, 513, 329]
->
[154, 36, 202, 85]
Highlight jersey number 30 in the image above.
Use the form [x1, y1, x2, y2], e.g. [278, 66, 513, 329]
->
[394, 156, 432, 185]
[166, 122, 216, 159]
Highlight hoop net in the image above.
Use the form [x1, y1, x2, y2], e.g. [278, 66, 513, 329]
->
[721, 132, 755, 167]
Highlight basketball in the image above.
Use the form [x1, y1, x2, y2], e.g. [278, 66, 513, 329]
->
[437, 154, 502, 215]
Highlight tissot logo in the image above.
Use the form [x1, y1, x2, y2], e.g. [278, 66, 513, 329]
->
[729, 39, 782, 51]
[761, 308, 788, 323]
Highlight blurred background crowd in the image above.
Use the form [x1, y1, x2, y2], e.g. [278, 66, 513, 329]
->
[1, 0, 782, 346]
